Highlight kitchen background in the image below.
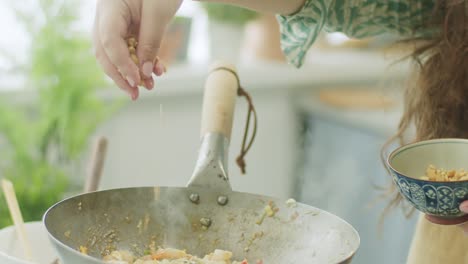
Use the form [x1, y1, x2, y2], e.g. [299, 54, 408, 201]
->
[0, 0, 419, 263]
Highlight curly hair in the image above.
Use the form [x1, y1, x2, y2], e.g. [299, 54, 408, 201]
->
[382, 1, 468, 219]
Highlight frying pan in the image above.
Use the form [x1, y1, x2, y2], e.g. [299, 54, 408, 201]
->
[43, 62, 360, 264]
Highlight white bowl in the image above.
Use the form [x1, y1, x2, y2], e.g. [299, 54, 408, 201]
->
[0, 221, 57, 264]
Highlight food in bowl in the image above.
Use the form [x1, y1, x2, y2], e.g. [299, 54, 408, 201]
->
[421, 165, 468, 182]
[102, 248, 258, 264]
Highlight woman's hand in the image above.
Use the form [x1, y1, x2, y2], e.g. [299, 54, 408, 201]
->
[425, 200, 468, 234]
[93, 0, 182, 100]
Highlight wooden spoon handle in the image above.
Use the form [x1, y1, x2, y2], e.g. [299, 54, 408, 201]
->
[1, 179, 33, 261]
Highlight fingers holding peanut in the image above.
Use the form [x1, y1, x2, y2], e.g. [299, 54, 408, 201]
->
[127, 37, 151, 90]
[93, 0, 178, 99]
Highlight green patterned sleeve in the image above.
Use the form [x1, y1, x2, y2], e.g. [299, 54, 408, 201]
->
[277, 0, 333, 68]
[277, 0, 435, 68]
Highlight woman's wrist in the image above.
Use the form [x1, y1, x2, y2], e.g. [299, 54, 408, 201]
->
[194, 0, 306, 15]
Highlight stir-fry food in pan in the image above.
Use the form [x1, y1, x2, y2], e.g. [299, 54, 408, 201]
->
[103, 248, 260, 264]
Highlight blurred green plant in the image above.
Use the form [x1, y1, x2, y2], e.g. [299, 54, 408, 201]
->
[0, 0, 119, 228]
[202, 3, 258, 25]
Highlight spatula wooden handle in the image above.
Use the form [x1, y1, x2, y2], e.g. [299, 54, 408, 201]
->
[200, 62, 239, 140]
[1, 179, 33, 261]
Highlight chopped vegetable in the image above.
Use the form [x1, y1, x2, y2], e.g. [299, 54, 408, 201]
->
[286, 198, 297, 208]
[256, 201, 279, 225]
[79, 246, 88, 255]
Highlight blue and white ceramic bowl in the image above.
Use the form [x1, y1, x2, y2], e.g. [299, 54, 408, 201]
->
[387, 138, 468, 218]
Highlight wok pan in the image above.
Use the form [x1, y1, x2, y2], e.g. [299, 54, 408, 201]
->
[43, 62, 360, 264]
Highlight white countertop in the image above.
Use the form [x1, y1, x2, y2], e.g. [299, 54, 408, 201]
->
[2, 50, 410, 138]
[2, 50, 410, 101]
[143, 50, 409, 138]
[137, 50, 410, 98]
[297, 94, 404, 137]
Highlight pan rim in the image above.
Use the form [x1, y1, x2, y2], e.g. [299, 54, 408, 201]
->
[43, 186, 360, 264]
